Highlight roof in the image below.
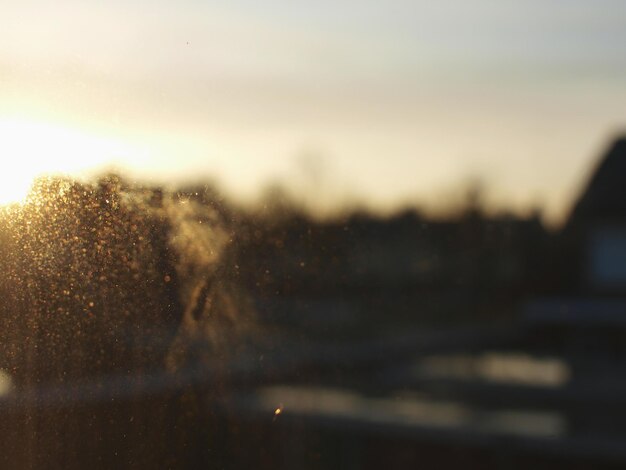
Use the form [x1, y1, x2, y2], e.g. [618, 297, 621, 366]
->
[568, 137, 626, 226]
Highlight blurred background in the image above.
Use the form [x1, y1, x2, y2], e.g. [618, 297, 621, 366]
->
[1, 1, 626, 468]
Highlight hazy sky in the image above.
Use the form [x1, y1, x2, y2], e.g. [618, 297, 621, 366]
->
[2, 0, 626, 223]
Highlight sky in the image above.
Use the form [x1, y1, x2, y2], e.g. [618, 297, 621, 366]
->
[1, 0, 626, 224]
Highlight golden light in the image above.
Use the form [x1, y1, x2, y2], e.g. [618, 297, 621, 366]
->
[0, 118, 139, 205]
[273, 404, 284, 420]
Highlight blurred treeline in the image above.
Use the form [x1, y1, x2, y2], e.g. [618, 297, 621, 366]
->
[0, 172, 564, 376]
[176, 179, 560, 337]
[0, 171, 569, 377]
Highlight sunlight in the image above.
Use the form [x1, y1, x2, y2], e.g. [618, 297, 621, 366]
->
[0, 118, 139, 205]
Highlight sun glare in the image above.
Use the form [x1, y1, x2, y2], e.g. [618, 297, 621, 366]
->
[0, 118, 138, 205]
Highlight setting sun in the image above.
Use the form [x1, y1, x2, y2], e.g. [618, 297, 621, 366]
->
[0, 118, 139, 205]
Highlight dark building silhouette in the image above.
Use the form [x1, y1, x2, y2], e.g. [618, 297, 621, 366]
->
[566, 137, 626, 293]
[569, 138, 626, 224]
[525, 136, 626, 354]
